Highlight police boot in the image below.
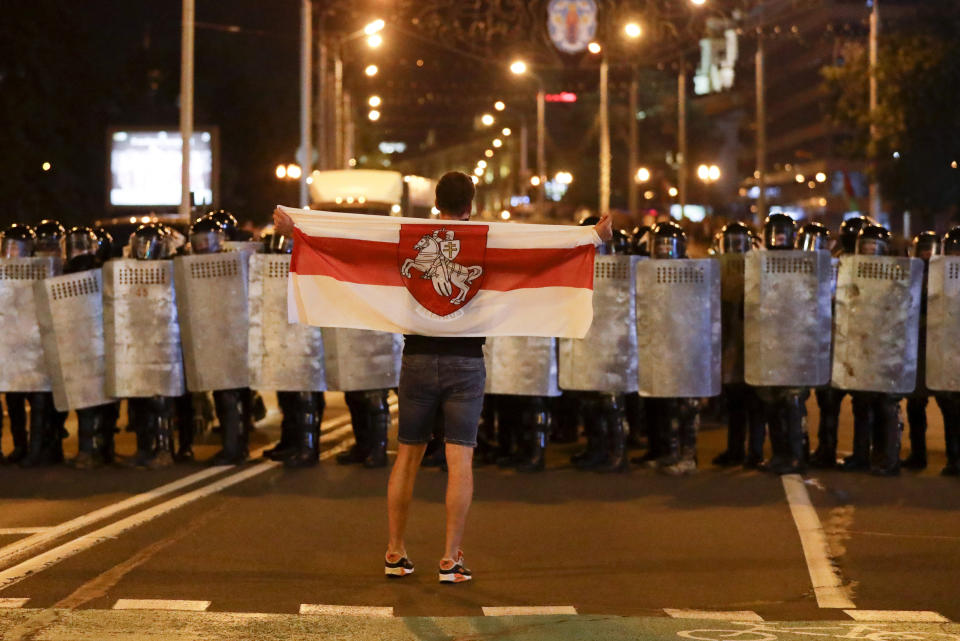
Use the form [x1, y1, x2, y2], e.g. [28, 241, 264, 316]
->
[597, 396, 628, 473]
[4, 402, 28, 466]
[842, 394, 874, 471]
[337, 391, 370, 465]
[363, 391, 389, 468]
[285, 393, 321, 468]
[265, 392, 299, 462]
[572, 396, 606, 469]
[518, 398, 549, 473]
[210, 390, 247, 465]
[174, 396, 195, 463]
[662, 400, 698, 476]
[902, 397, 928, 469]
[870, 398, 902, 477]
[810, 388, 840, 468]
[552, 392, 580, 444]
[19, 394, 57, 468]
[68, 408, 105, 470]
[496, 397, 522, 467]
[942, 425, 960, 477]
[771, 395, 807, 475]
[657, 402, 685, 475]
[713, 385, 746, 466]
[624, 392, 646, 449]
[145, 414, 175, 470]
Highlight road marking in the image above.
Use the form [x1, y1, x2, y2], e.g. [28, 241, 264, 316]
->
[0, 598, 29, 608]
[844, 610, 950, 623]
[299, 604, 394, 617]
[780, 474, 856, 609]
[664, 609, 763, 622]
[113, 599, 210, 612]
[482, 606, 578, 616]
[0, 528, 53, 536]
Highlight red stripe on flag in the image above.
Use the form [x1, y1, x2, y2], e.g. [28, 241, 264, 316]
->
[292, 228, 594, 291]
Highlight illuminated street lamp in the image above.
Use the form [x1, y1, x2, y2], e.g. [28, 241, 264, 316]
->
[815, 171, 827, 183]
[368, 110, 381, 121]
[697, 164, 720, 183]
[624, 22, 642, 38]
[368, 95, 381, 107]
[364, 19, 385, 35]
[690, 0, 706, 5]
[668, 187, 679, 197]
[492, 138, 503, 148]
[367, 33, 383, 48]
[510, 60, 527, 75]
[635, 167, 651, 183]
[286, 163, 302, 179]
[494, 100, 506, 111]
[587, 41, 602, 54]
[555, 171, 573, 184]
[480, 113, 495, 126]
[502, 127, 512, 136]
[365, 64, 378, 77]
[477, 160, 487, 169]
[500, 210, 511, 220]
[275, 164, 287, 179]
[484, 149, 494, 158]
[530, 176, 541, 187]
[473, 167, 484, 176]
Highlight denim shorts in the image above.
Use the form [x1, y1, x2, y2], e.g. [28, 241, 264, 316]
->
[397, 354, 486, 448]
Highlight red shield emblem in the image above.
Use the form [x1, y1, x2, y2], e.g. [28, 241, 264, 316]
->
[398, 224, 488, 316]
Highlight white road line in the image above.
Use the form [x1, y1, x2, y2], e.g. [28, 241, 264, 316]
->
[664, 609, 764, 622]
[113, 599, 210, 612]
[299, 604, 394, 617]
[0, 528, 53, 536]
[844, 610, 950, 623]
[780, 474, 856, 609]
[482, 606, 578, 616]
[0, 598, 29, 608]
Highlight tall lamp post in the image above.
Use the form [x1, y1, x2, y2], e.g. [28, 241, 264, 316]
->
[179, 0, 194, 218]
[333, 19, 384, 169]
[509, 60, 546, 217]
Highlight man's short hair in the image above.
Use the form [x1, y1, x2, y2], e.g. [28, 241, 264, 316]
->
[435, 171, 476, 214]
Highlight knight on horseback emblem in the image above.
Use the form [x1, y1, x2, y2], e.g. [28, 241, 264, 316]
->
[400, 228, 484, 307]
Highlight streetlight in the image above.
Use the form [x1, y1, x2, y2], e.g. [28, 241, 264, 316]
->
[365, 64, 378, 77]
[368, 110, 381, 121]
[696, 164, 719, 183]
[484, 149, 494, 158]
[530, 176, 541, 186]
[690, 0, 706, 5]
[635, 167, 651, 183]
[555, 171, 573, 184]
[477, 160, 487, 169]
[624, 22, 642, 38]
[286, 163, 302, 179]
[494, 100, 506, 111]
[275, 164, 287, 179]
[501, 127, 512, 136]
[480, 113, 495, 126]
[587, 41, 602, 54]
[509, 60, 527, 75]
[368, 95, 381, 107]
[364, 19, 385, 35]
[509, 59, 545, 216]
[473, 167, 484, 176]
[492, 138, 503, 148]
[668, 187, 679, 197]
[815, 171, 827, 183]
[367, 33, 382, 48]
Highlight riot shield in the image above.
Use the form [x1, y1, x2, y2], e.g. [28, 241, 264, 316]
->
[558, 255, 639, 393]
[103, 260, 185, 398]
[483, 336, 560, 397]
[636, 259, 721, 398]
[174, 252, 250, 392]
[744, 250, 833, 387]
[925, 256, 960, 391]
[322, 328, 401, 391]
[719, 253, 745, 385]
[35, 269, 112, 411]
[0, 258, 59, 392]
[248, 254, 326, 392]
[831, 255, 923, 394]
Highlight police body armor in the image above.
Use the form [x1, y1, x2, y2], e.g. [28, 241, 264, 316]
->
[744, 250, 833, 387]
[0, 258, 60, 392]
[831, 255, 923, 394]
[484, 336, 560, 397]
[248, 253, 326, 392]
[174, 252, 250, 391]
[35, 269, 112, 411]
[925, 255, 960, 391]
[322, 328, 401, 391]
[558, 255, 640, 393]
[719, 253, 745, 385]
[103, 259, 185, 398]
[636, 259, 721, 398]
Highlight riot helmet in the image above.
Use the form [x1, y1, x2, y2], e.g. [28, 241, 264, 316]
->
[630, 225, 651, 256]
[762, 213, 796, 250]
[651, 221, 687, 259]
[838, 215, 872, 255]
[911, 231, 940, 261]
[34, 219, 65, 258]
[610, 229, 631, 255]
[855, 224, 892, 256]
[190, 217, 225, 255]
[796, 222, 830, 251]
[943, 226, 960, 256]
[1, 224, 36, 258]
[130, 224, 166, 260]
[64, 226, 101, 272]
[720, 221, 752, 254]
[266, 232, 292, 254]
[93, 227, 114, 264]
[203, 210, 239, 241]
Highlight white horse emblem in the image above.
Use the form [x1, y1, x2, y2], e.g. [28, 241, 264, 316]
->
[400, 229, 484, 305]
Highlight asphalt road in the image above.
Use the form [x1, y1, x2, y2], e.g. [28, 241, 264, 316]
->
[0, 393, 957, 640]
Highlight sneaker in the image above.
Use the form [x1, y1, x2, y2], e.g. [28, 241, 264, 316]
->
[438, 551, 472, 584]
[384, 553, 414, 578]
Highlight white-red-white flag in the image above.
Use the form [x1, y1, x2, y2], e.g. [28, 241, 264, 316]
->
[281, 206, 601, 338]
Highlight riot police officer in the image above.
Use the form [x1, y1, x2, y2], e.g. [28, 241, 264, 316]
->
[937, 227, 960, 476]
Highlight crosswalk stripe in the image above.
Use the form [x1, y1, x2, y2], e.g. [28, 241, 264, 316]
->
[844, 610, 950, 622]
[0, 598, 29, 608]
[0, 528, 53, 536]
[482, 606, 578, 616]
[299, 604, 394, 617]
[113, 599, 211, 612]
[664, 609, 764, 622]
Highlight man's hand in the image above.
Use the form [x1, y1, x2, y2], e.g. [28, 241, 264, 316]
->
[273, 207, 295, 238]
[595, 214, 613, 242]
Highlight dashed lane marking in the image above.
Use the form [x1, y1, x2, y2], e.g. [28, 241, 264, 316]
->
[664, 609, 764, 622]
[482, 606, 578, 616]
[113, 599, 211, 612]
[844, 610, 950, 623]
[781, 474, 856, 609]
[0, 598, 29, 608]
[299, 604, 394, 617]
[0, 528, 53, 536]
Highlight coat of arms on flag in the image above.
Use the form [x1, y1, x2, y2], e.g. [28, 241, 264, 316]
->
[398, 225, 488, 316]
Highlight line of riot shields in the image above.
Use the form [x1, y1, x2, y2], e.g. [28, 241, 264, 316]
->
[1, 212, 958, 479]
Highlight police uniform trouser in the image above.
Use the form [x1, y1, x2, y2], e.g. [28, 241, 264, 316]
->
[905, 395, 928, 465]
[935, 393, 960, 474]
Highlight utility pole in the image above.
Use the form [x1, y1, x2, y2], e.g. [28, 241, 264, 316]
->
[299, 0, 312, 207]
[536, 87, 546, 217]
[755, 29, 767, 222]
[334, 42, 344, 169]
[179, 0, 194, 218]
[315, 11, 327, 171]
[343, 91, 354, 168]
[628, 68, 639, 215]
[599, 56, 611, 217]
[868, 0, 881, 220]
[678, 66, 688, 219]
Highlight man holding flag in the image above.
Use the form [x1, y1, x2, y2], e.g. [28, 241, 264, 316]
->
[274, 171, 611, 583]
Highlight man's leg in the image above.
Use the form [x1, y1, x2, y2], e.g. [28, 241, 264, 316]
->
[387, 442, 428, 557]
[442, 443, 474, 560]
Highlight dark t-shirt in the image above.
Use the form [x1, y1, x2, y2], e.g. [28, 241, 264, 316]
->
[402, 335, 485, 358]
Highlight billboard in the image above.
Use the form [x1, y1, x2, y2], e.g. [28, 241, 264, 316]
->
[107, 128, 219, 209]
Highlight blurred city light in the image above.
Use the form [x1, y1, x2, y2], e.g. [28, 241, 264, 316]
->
[644, 190, 655, 199]
[484, 149, 494, 158]
[530, 176, 541, 186]
[494, 101, 506, 111]
[492, 138, 503, 148]
[365, 64, 378, 77]
[368, 95, 381, 107]
[473, 167, 484, 176]
[470, 175, 479, 185]
[690, 0, 706, 5]
[481, 113, 495, 126]
[477, 160, 487, 169]
[555, 171, 573, 184]
[41, 161, 51, 172]
[668, 187, 679, 197]
[635, 167, 651, 183]
[795, 174, 805, 183]
[368, 110, 381, 121]
[367, 34, 382, 48]
[587, 42, 602, 54]
[141, 215, 151, 223]
[364, 19, 385, 35]
[502, 127, 512, 136]
[500, 210, 511, 220]
[815, 171, 827, 183]
[697, 164, 720, 182]
[708, 165, 720, 181]
[275, 164, 287, 179]
[510, 60, 528, 75]
[286, 164, 302, 179]
[624, 22, 642, 38]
